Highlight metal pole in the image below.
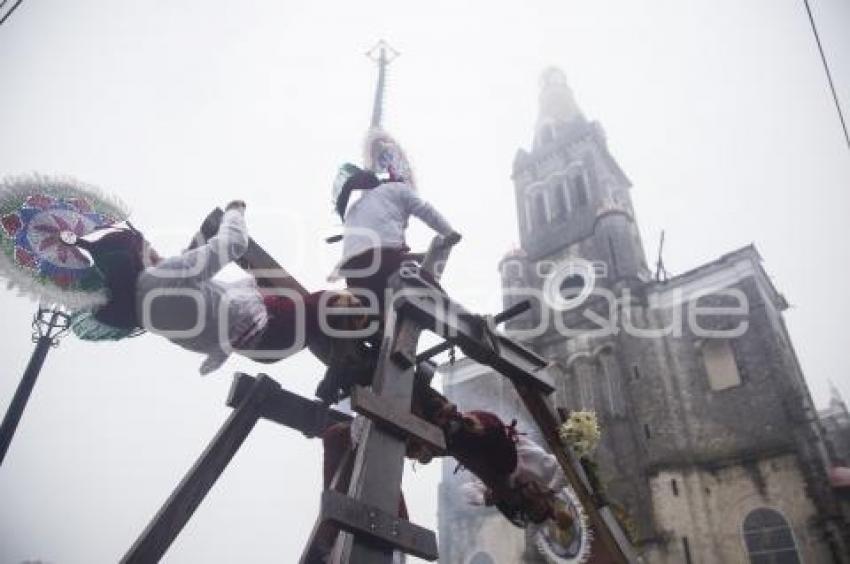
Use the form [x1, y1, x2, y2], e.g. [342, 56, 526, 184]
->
[0, 335, 52, 465]
[370, 45, 386, 129]
[366, 40, 399, 130]
[0, 307, 70, 466]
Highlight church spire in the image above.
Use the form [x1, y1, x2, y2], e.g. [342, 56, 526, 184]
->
[536, 67, 584, 136]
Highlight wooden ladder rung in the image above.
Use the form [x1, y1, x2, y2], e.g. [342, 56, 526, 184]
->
[320, 490, 439, 561]
[350, 386, 446, 454]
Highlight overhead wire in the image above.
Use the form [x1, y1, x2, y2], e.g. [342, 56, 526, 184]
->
[0, 0, 25, 27]
[803, 0, 850, 149]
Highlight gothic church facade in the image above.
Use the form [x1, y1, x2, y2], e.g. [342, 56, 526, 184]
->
[437, 68, 850, 564]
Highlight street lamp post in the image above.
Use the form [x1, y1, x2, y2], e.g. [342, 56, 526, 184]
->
[0, 306, 71, 466]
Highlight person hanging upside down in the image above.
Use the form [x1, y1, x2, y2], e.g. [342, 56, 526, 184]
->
[316, 383, 600, 563]
[75, 200, 344, 375]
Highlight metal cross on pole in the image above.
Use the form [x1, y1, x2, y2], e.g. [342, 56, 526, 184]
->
[0, 306, 71, 466]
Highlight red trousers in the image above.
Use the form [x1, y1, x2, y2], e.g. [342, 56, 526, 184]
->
[246, 291, 324, 360]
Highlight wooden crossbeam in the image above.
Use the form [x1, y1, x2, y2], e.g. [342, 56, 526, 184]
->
[414, 300, 531, 363]
[120, 375, 279, 563]
[396, 287, 556, 395]
[321, 490, 438, 561]
[189, 207, 308, 296]
[121, 373, 356, 564]
[227, 373, 350, 437]
[350, 385, 446, 454]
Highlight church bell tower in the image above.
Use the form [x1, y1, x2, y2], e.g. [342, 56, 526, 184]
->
[497, 68, 658, 545]
[503, 67, 650, 335]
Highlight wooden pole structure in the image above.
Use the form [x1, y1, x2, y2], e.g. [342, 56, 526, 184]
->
[122, 212, 639, 563]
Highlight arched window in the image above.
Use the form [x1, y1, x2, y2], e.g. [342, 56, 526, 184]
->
[571, 173, 589, 207]
[742, 508, 800, 563]
[551, 182, 568, 218]
[533, 191, 548, 225]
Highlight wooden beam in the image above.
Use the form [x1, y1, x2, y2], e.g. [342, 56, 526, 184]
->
[240, 238, 308, 295]
[414, 301, 531, 363]
[190, 208, 307, 295]
[299, 448, 357, 564]
[226, 373, 351, 438]
[511, 381, 638, 563]
[350, 386, 446, 454]
[396, 289, 556, 394]
[120, 375, 279, 564]
[336, 237, 454, 563]
[321, 490, 438, 561]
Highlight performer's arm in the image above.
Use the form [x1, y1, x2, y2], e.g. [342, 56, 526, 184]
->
[147, 203, 249, 283]
[398, 184, 454, 236]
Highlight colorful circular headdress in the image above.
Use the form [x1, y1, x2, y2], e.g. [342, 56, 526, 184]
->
[362, 127, 416, 189]
[532, 485, 591, 564]
[0, 174, 129, 310]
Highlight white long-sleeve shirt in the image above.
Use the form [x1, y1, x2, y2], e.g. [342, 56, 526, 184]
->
[512, 435, 567, 491]
[460, 435, 567, 506]
[332, 181, 453, 278]
[135, 208, 268, 374]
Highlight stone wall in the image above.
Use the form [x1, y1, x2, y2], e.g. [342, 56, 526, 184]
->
[645, 454, 831, 563]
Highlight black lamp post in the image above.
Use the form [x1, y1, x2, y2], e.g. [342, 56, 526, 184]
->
[0, 306, 71, 466]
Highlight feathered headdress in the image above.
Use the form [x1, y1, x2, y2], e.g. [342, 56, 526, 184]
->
[531, 485, 591, 564]
[0, 174, 129, 310]
[362, 127, 417, 190]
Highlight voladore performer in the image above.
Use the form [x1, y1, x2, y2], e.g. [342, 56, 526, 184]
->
[313, 130, 597, 563]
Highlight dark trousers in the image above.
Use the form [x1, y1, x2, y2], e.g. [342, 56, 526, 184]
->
[342, 246, 443, 325]
[342, 246, 408, 314]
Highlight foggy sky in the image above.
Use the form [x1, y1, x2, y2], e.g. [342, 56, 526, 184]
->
[1, 1, 849, 562]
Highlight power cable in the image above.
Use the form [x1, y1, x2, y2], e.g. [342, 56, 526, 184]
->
[0, 0, 24, 27]
[803, 0, 850, 149]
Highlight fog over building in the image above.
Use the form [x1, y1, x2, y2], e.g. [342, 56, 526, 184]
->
[437, 69, 850, 564]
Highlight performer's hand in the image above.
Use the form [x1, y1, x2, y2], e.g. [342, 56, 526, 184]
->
[226, 200, 246, 212]
[443, 231, 462, 247]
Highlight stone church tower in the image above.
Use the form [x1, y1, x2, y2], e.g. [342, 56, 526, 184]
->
[437, 68, 850, 563]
